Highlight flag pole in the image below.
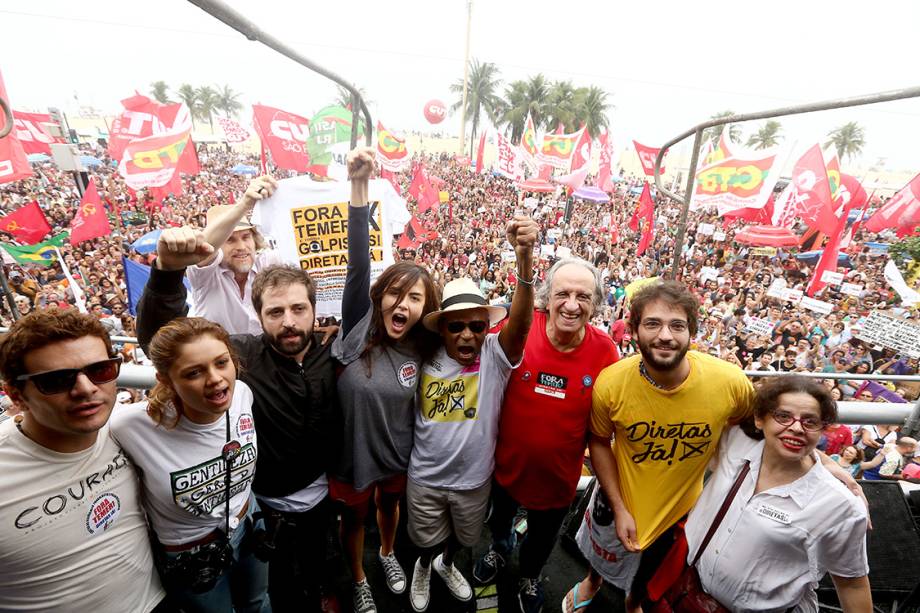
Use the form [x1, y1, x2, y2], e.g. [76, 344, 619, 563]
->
[0, 266, 19, 321]
[458, 0, 472, 156]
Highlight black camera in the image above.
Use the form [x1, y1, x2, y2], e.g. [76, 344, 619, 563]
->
[159, 538, 234, 594]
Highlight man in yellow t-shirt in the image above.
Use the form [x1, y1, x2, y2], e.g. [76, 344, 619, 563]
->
[563, 280, 754, 613]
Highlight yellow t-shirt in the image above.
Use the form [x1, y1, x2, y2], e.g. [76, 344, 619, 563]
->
[590, 351, 755, 549]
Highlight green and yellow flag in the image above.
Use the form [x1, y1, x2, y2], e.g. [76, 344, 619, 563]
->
[2, 233, 68, 266]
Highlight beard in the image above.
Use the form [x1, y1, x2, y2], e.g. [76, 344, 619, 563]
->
[268, 326, 311, 357]
[637, 336, 689, 372]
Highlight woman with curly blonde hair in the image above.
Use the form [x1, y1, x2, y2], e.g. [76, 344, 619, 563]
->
[110, 317, 268, 612]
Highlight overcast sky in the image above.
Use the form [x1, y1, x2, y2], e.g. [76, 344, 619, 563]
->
[3, 0, 920, 173]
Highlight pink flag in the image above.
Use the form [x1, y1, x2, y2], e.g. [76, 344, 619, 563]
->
[633, 140, 665, 176]
[865, 172, 920, 234]
[217, 116, 251, 143]
[597, 131, 614, 192]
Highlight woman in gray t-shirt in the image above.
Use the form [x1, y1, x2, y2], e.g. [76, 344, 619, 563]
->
[330, 149, 441, 613]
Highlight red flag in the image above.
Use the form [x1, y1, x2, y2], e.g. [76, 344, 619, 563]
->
[380, 168, 402, 195]
[117, 127, 191, 190]
[13, 111, 64, 155]
[0, 201, 51, 243]
[637, 191, 655, 256]
[398, 215, 426, 249]
[633, 140, 665, 176]
[252, 104, 311, 172]
[629, 182, 654, 231]
[865, 172, 920, 234]
[475, 131, 486, 174]
[408, 165, 439, 213]
[538, 127, 582, 169]
[0, 70, 32, 185]
[70, 179, 111, 245]
[772, 144, 836, 235]
[597, 131, 614, 192]
[570, 126, 592, 172]
[805, 213, 847, 297]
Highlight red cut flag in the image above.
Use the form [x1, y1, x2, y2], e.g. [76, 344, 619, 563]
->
[408, 165, 439, 213]
[633, 140, 665, 176]
[13, 111, 64, 155]
[117, 127, 192, 190]
[771, 144, 836, 235]
[865, 172, 920, 234]
[70, 180, 111, 245]
[597, 130, 614, 192]
[475, 131, 486, 174]
[0, 201, 51, 243]
[0, 70, 32, 185]
[252, 104, 311, 172]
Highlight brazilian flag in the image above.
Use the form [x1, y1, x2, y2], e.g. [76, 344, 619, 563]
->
[2, 233, 68, 266]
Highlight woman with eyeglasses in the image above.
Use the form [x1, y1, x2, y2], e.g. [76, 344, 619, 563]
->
[110, 317, 268, 612]
[679, 375, 871, 612]
[329, 148, 441, 613]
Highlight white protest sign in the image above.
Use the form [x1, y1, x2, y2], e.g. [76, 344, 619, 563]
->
[854, 311, 920, 358]
[501, 250, 516, 263]
[524, 196, 538, 209]
[712, 230, 727, 241]
[780, 288, 803, 303]
[697, 222, 715, 236]
[556, 246, 572, 259]
[840, 282, 863, 297]
[540, 244, 555, 258]
[751, 247, 777, 257]
[799, 296, 834, 314]
[766, 278, 788, 299]
[746, 317, 776, 338]
[820, 271, 844, 285]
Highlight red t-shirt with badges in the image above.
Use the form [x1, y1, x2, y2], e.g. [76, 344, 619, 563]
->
[494, 310, 618, 509]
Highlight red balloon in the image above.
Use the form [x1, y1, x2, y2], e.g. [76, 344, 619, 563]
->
[423, 100, 447, 124]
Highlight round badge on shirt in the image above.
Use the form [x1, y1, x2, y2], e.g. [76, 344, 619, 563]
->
[85, 493, 122, 535]
[397, 361, 419, 388]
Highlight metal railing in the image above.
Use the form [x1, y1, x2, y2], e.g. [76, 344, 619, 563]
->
[651, 85, 920, 279]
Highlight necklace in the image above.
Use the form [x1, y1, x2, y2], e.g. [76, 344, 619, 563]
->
[639, 361, 666, 389]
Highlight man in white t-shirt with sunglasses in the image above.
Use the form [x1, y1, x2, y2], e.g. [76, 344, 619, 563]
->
[0, 308, 164, 612]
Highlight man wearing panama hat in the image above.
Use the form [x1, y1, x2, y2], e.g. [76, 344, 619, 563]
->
[184, 175, 282, 335]
[405, 215, 538, 612]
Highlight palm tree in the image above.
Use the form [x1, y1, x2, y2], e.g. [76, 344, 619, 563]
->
[150, 81, 171, 104]
[704, 110, 742, 145]
[572, 85, 611, 138]
[333, 85, 372, 109]
[176, 83, 198, 128]
[195, 86, 220, 131]
[498, 74, 550, 143]
[824, 122, 866, 161]
[746, 120, 783, 150]
[543, 80, 579, 132]
[450, 59, 503, 155]
[216, 85, 243, 117]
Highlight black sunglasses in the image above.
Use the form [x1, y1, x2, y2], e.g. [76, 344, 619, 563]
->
[16, 357, 122, 395]
[445, 320, 488, 334]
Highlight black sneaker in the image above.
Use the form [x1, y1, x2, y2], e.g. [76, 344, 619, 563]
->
[472, 547, 505, 585]
[517, 577, 545, 613]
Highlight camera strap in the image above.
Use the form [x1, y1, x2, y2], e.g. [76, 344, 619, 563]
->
[221, 411, 241, 535]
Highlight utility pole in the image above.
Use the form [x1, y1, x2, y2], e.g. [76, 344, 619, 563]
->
[458, 0, 472, 155]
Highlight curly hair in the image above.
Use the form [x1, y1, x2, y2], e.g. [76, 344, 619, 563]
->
[0, 308, 113, 388]
[146, 317, 239, 429]
[741, 374, 838, 440]
[628, 279, 700, 337]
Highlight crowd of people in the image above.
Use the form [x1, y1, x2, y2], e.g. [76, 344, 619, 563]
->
[0, 139, 918, 613]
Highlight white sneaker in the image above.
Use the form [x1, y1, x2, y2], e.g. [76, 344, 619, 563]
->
[378, 548, 407, 594]
[433, 553, 473, 601]
[353, 579, 377, 613]
[410, 558, 431, 612]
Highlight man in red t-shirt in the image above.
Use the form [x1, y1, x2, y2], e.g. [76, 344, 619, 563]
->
[823, 422, 853, 456]
[474, 258, 619, 613]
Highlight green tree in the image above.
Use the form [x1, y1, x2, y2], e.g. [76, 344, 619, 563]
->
[824, 121, 866, 161]
[746, 120, 783, 150]
[543, 80, 579, 132]
[176, 83, 198, 128]
[150, 81, 171, 104]
[572, 85, 611, 138]
[450, 59, 503, 155]
[216, 85, 243, 117]
[704, 110, 742, 145]
[195, 86, 220, 131]
[333, 85, 372, 109]
[498, 74, 549, 143]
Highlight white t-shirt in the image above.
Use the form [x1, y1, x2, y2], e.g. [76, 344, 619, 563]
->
[187, 248, 283, 335]
[409, 333, 516, 490]
[110, 382, 258, 545]
[251, 177, 409, 317]
[686, 426, 869, 613]
[0, 420, 164, 612]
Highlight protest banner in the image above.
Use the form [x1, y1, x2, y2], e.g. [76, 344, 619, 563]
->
[780, 288, 803, 303]
[540, 244, 556, 258]
[766, 278, 787, 298]
[746, 317, 776, 338]
[820, 270, 844, 285]
[750, 247, 777, 256]
[556, 246, 572, 259]
[854, 311, 920, 359]
[501, 250, 516, 263]
[691, 147, 780, 215]
[712, 230, 727, 241]
[799, 296, 833, 314]
[840, 282, 863, 297]
[697, 222, 715, 236]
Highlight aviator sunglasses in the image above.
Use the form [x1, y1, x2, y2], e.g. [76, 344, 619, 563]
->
[16, 357, 123, 395]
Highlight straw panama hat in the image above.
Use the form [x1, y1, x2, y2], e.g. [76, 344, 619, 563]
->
[206, 205, 254, 232]
[423, 278, 507, 332]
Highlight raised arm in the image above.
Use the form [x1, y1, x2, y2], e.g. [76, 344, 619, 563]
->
[341, 147, 375, 336]
[497, 216, 539, 364]
[197, 175, 277, 267]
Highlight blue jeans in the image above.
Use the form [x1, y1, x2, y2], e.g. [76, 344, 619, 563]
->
[161, 496, 270, 613]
